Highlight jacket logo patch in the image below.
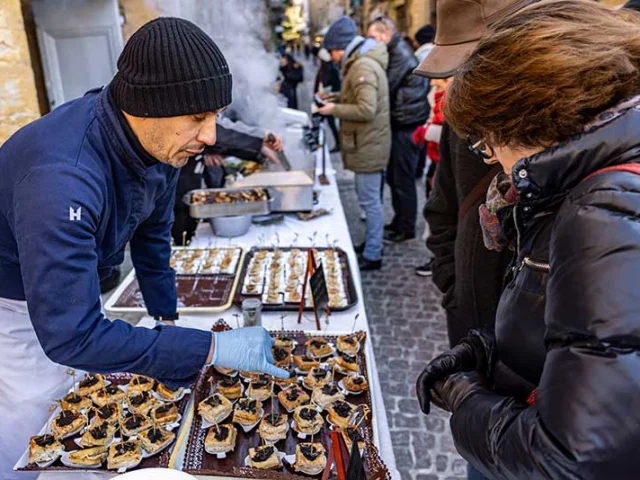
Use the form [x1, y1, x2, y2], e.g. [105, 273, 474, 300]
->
[69, 206, 82, 221]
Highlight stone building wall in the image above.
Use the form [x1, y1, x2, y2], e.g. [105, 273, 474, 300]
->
[0, 0, 41, 145]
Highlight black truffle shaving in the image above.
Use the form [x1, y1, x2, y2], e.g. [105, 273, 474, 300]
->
[213, 425, 229, 442]
[129, 392, 148, 406]
[340, 353, 356, 364]
[312, 369, 328, 380]
[64, 393, 82, 404]
[156, 403, 174, 414]
[80, 375, 99, 389]
[147, 428, 164, 443]
[132, 376, 150, 385]
[310, 340, 327, 349]
[252, 375, 270, 389]
[342, 336, 356, 345]
[273, 348, 289, 362]
[286, 389, 300, 401]
[321, 384, 339, 396]
[252, 445, 275, 463]
[98, 405, 116, 420]
[301, 356, 315, 363]
[90, 424, 108, 440]
[300, 444, 321, 461]
[278, 336, 293, 344]
[115, 441, 137, 456]
[333, 401, 352, 418]
[105, 384, 119, 395]
[237, 399, 257, 412]
[299, 408, 318, 421]
[34, 434, 55, 447]
[205, 395, 221, 408]
[219, 377, 240, 387]
[266, 413, 283, 426]
[352, 377, 364, 385]
[124, 415, 143, 429]
[56, 410, 78, 427]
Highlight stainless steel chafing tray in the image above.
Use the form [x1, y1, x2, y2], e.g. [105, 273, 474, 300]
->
[232, 171, 315, 212]
[182, 187, 272, 218]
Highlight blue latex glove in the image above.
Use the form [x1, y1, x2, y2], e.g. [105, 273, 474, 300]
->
[211, 326, 289, 378]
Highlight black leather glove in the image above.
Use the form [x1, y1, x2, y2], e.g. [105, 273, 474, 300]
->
[431, 371, 487, 413]
[417, 329, 495, 414]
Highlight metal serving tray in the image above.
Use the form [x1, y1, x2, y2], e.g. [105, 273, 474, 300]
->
[182, 187, 271, 219]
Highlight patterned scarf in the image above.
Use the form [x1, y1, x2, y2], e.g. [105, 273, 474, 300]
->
[479, 171, 519, 251]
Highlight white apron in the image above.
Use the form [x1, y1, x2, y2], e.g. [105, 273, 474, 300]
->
[0, 298, 111, 480]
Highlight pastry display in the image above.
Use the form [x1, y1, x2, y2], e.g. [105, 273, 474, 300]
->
[306, 337, 333, 358]
[292, 406, 323, 435]
[77, 374, 106, 396]
[152, 402, 180, 425]
[95, 403, 119, 424]
[138, 426, 176, 456]
[327, 400, 356, 429]
[342, 374, 369, 393]
[78, 421, 116, 448]
[156, 383, 184, 402]
[51, 410, 85, 439]
[248, 445, 282, 470]
[303, 367, 331, 390]
[278, 386, 310, 412]
[294, 443, 327, 475]
[68, 446, 108, 467]
[120, 413, 151, 437]
[216, 376, 243, 401]
[90, 385, 125, 407]
[28, 434, 64, 465]
[107, 440, 141, 470]
[198, 393, 233, 424]
[258, 413, 289, 443]
[337, 334, 362, 356]
[127, 375, 154, 392]
[172, 247, 242, 276]
[311, 383, 345, 409]
[204, 424, 237, 455]
[246, 374, 273, 401]
[293, 355, 320, 372]
[60, 392, 91, 411]
[191, 188, 268, 205]
[233, 398, 262, 427]
[126, 390, 158, 415]
[272, 347, 292, 367]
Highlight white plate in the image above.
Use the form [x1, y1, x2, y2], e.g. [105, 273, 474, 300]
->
[141, 435, 174, 458]
[338, 378, 366, 396]
[290, 420, 322, 439]
[60, 451, 104, 469]
[150, 387, 191, 403]
[243, 450, 286, 468]
[34, 456, 60, 468]
[236, 408, 265, 433]
[260, 421, 290, 445]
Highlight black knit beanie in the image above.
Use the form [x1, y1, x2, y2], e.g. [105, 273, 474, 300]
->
[110, 17, 232, 118]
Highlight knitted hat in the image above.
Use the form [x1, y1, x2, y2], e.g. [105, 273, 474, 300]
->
[323, 16, 357, 51]
[110, 17, 232, 118]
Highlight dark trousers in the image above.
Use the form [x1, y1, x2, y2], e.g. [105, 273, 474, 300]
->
[325, 115, 340, 150]
[387, 127, 419, 235]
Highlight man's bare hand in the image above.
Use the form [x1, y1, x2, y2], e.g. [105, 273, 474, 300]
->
[264, 133, 283, 152]
[203, 152, 225, 167]
[318, 103, 335, 116]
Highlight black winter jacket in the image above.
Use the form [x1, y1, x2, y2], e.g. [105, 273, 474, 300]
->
[450, 103, 640, 479]
[425, 124, 512, 346]
[386, 33, 430, 128]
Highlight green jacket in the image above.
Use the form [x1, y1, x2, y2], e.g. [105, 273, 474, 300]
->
[332, 41, 391, 173]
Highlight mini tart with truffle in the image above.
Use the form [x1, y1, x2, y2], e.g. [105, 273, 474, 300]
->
[303, 367, 331, 390]
[272, 346, 293, 367]
[127, 375, 154, 392]
[204, 424, 237, 455]
[337, 333, 362, 356]
[274, 366, 297, 389]
[292, 405, 323, 435]
[247, 374, 273, 401]
[156, 383, 185, 402]
[77, 374, 106, 397]
[90, 384, 125, 407]
[233, 398, 262, 427]
[278, 385, 310, 412]
[258, 413, 289, 443]
[294, 442, 327, 475]
[327, 400, 356, 429]
[305, 337, 334, 358]
[293, 355, 320, 372]
[138, 426, 175, 456]
[29, 434, 64, 465]
[152, 402, 180, 425]
[68, 446, 108, 467]
[79, 420, 116, 448]
[120, 412, 151, 437]
[107, 440, 141, 470]
[126, 390, 158, 415]
[94, 403, 119, 424]
[311, 383, 345, 409]
[60, 392, 92, 411]
[216, 376, 243, 401]
[198, 393, 233, 424]
[273, 335, 295, 351]
[51, 409, 85, 439]
[248, 445, 281, 470]
[330, 352, 358, 373]
[342, 374, 369, 393]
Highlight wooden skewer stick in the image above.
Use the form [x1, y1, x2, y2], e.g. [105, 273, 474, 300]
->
[182, 231, 187, 247]
[351, 314, 360, 333]
[331, 363, 336, 384]
[67, 369, 77, 395]
[233, 313, 241, 329]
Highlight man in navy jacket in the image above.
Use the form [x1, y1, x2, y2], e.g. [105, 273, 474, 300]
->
[0, 18, 285, 479]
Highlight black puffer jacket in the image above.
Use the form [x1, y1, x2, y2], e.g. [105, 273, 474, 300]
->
[386, 33, 430, 128]
[449, 102, 640, 479]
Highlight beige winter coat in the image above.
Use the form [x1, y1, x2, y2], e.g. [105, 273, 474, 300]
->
[332, 42, 391, 173]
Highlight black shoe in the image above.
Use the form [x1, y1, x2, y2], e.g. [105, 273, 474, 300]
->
[415, 259, 434, 277]
[384, 230, 416, 244]
[358, 256, 382, 271]
[384, 223, 398, 232]
[354, 243, 365, 255]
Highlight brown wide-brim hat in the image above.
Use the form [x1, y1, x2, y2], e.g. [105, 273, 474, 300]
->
[415, 0, 536, 78]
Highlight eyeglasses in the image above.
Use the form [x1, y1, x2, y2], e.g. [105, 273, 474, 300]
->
[466, 134, 495, 160]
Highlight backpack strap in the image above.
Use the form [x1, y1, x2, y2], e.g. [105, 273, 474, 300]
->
[582, 163, 640, 183]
